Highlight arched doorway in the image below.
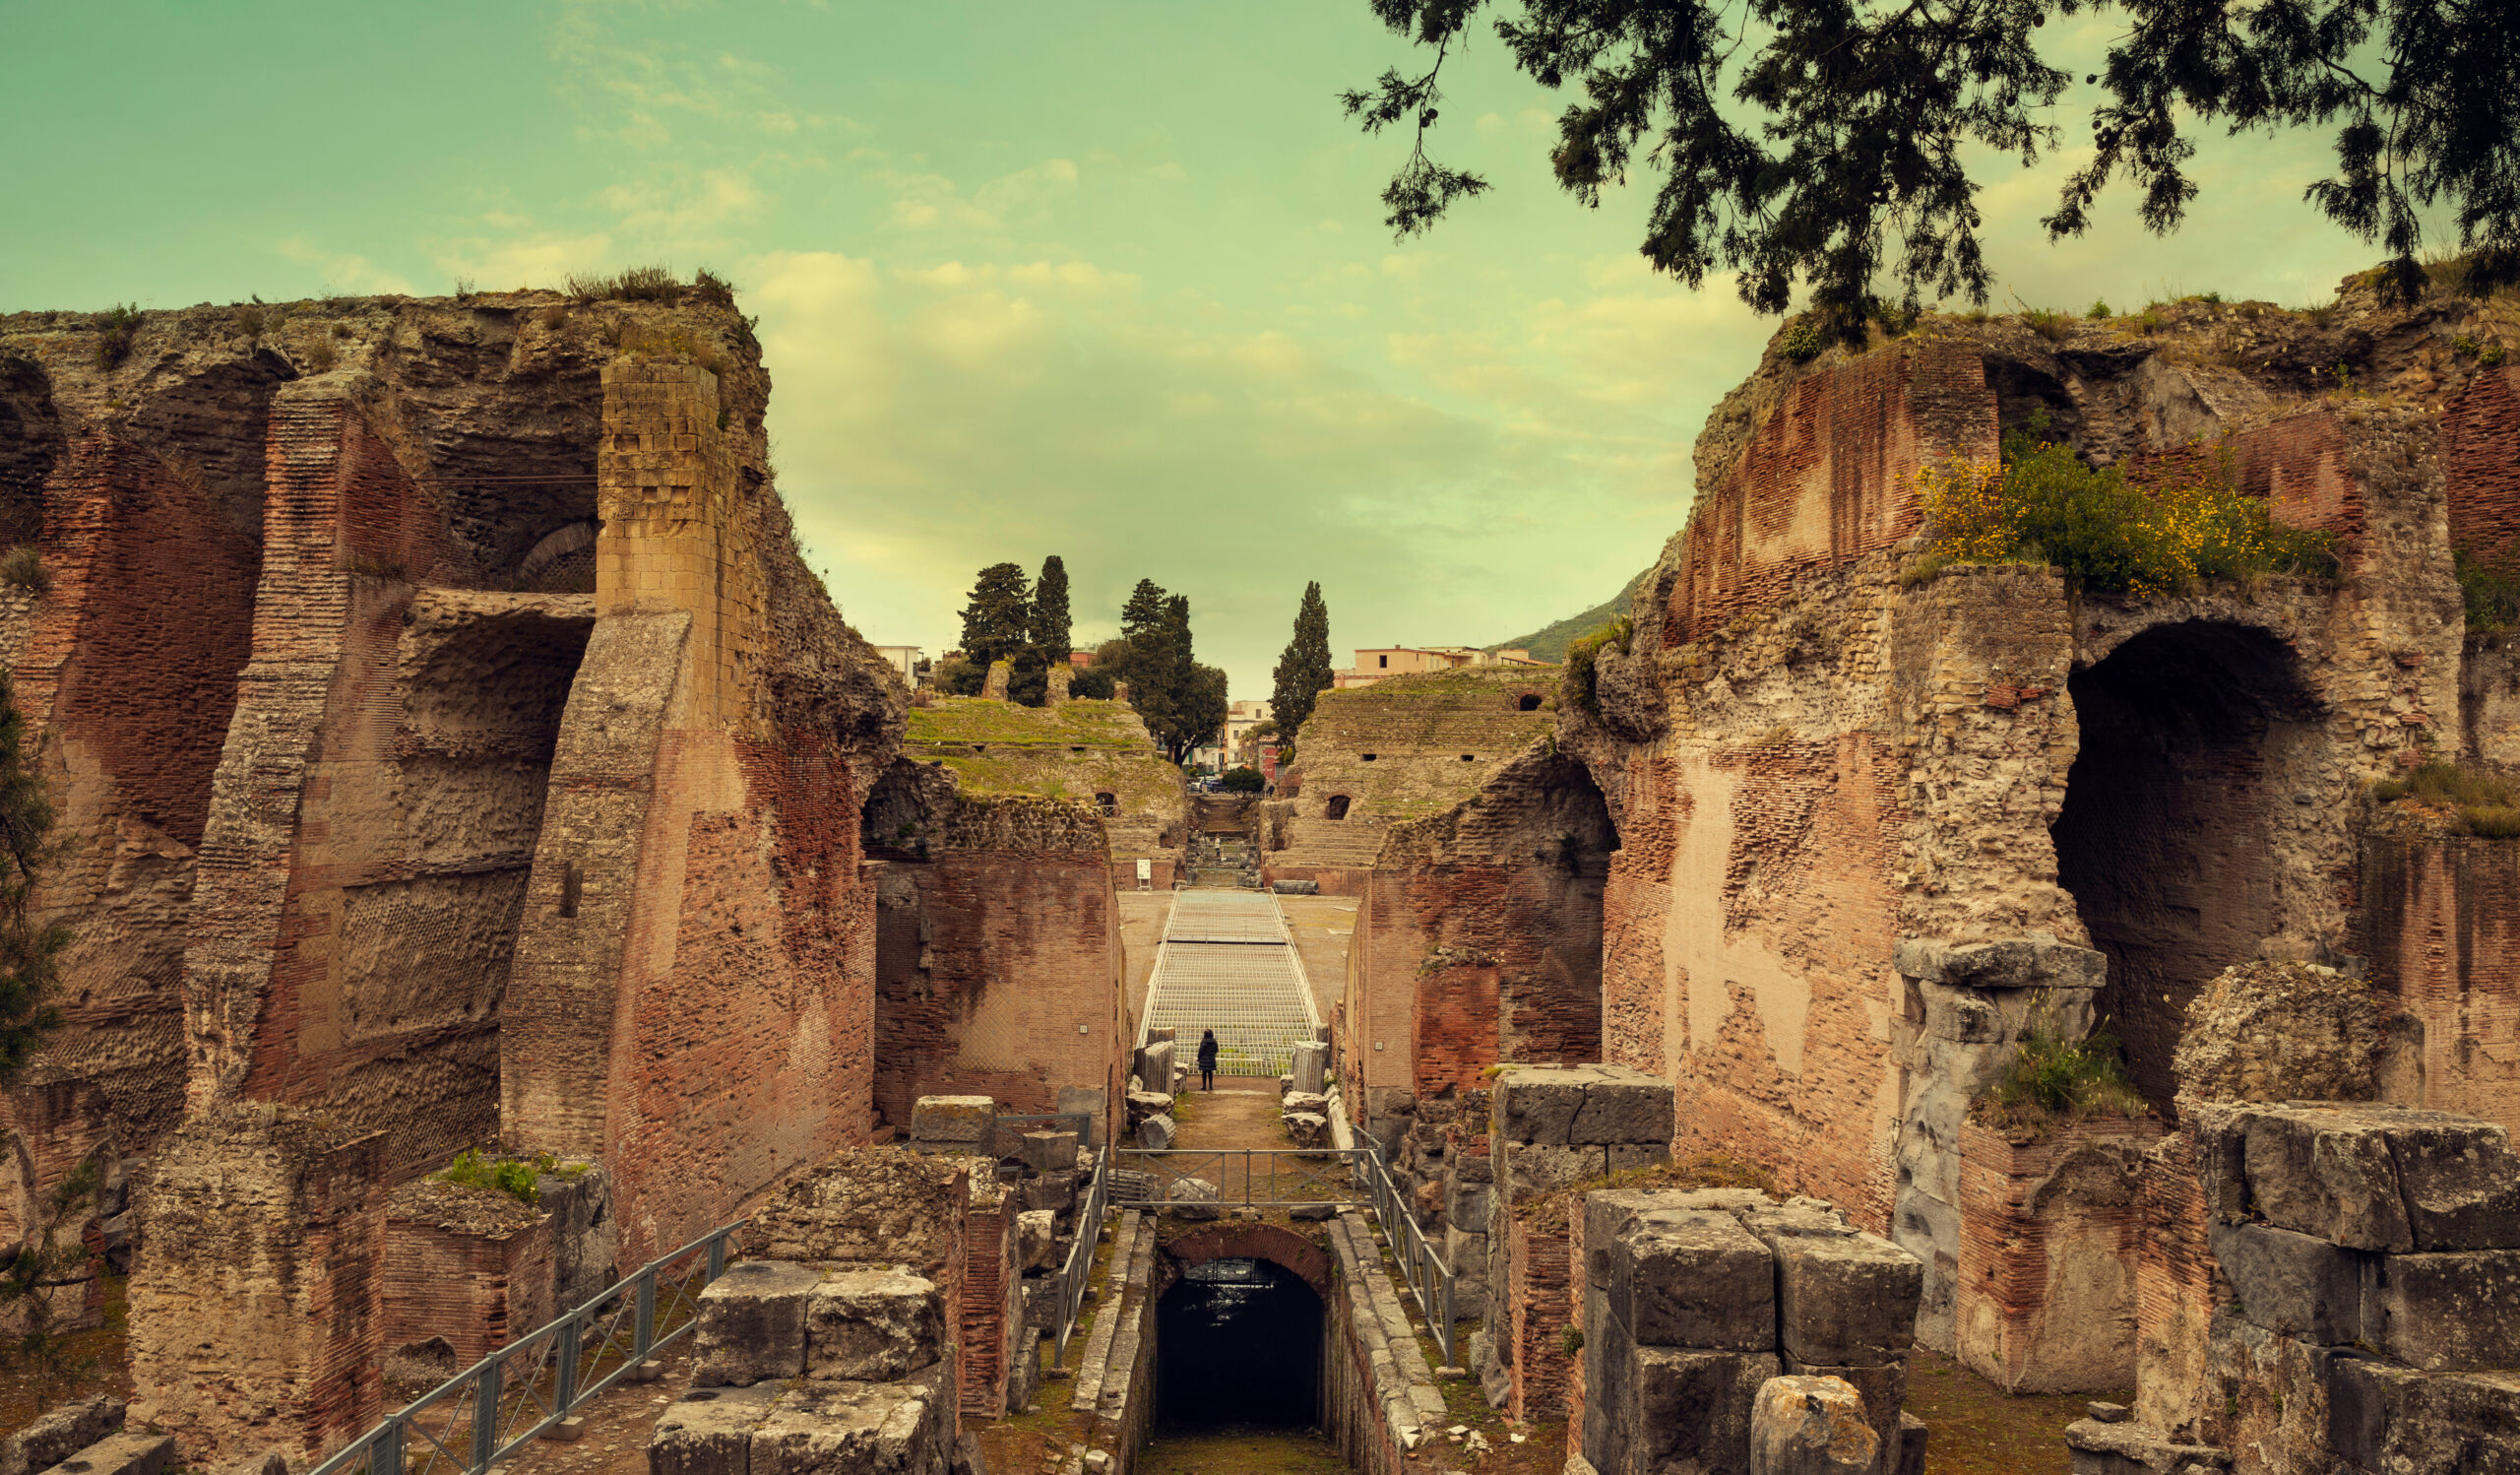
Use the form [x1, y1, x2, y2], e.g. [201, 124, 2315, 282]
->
[2050, 620, 2320, 1110]
[1154, 1256, 1323, 1428]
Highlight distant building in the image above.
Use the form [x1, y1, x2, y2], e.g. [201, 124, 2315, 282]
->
[869, 645, 922, 684]
[1069, 650, 1095, 669]
[1333, 645, 1549, 689]
[1225, 699, 1272, 765]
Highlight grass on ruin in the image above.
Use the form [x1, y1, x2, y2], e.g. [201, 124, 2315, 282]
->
[564, 265, 739, 308]
[1564, 614, 1633, 716]
[1917, 410, 2338, 598]
[1970, 1023, 2148, 1135]
[0, 547, 48, 595]
[2372, 759, 2520, 838]
[434, 1148, 586, 1207]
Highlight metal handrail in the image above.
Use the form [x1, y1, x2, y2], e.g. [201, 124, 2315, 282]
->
[306, 1221, 745, 1475]
[1357, 1146, 1458, 1367]
[1110, 1146, 1368, 1208]
[1051, 1149, 1108, 1363]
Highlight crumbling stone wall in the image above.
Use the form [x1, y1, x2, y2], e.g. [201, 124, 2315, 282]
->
[1275, 668, 1556, 895]
[1559, 282, 2500, 1373]
[2355, 814, 2520, 1136]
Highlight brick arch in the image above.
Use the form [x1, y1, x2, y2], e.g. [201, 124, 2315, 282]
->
[1157, 1222, 1332, 1296]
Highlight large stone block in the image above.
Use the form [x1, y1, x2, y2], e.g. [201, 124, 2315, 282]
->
[1018, 1131, 1077, 1178]
[1292, 1040, 1328, 1095]
[2239, 1107, 2415, 1251]
[1016, 1211, 1056, 1273]
[1783, 1358, 1906, 1472]
[1606, 1142, 1674, 1172]
[1607, 1210, 1776, 1352]
[1166, 1178, 1220, 1221]
[2327, 1357, 2520, 1475]
[3, 1395, 121, 1475]
[1502, 1140, 1608, 1198]
[2360, 1249, 2520, 1371]
[1493, 1066, 1599, 1146]
[1285, 1113, 1328, 1149]
[1570, 1067, 1677, 1146]
[1584, 1187, 1766, 1287]
[1447, 1176, 1494, 1231]
[751, 1368, 949, 1475]
[651, 1381, 789, 1475]
[910, 1096, 995, 1148]
[1766, 1228, 1921, 1367]
[805, 1269, 945, 1382]
[1282, 1091, 1330, 1118]
[33, 1433, 173, 1475]
[695, 1261, 824, 1386]
[1632, 1347, 1778, 1475]
[2060, 1418, 2232, 1475]
[2385, 1114, 2520, 1251]
[1749, 1375, 1877, 1475]
[1021, 1175, 1075, 1216]
[2206, 1222, 2364, 1344]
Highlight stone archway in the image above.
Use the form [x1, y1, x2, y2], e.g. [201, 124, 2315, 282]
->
[1153, 1224, 1332, 1429]
[2051, 618, 2321, 1110]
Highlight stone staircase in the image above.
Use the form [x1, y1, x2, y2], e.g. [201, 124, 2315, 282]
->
[1268, 816, 1390, 871]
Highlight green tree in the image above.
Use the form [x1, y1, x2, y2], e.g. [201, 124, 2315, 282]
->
[1119, 578, 1168, 641]
[1343, 0, 2520, 344]
[1270, 581, 1334, 758]
[1222, 765, 1267, 794]
[958, 562, 1033, 675]
[1013, 554, 1074, 707]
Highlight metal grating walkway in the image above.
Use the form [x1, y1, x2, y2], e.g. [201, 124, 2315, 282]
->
[1141, 891, 1318, 1076]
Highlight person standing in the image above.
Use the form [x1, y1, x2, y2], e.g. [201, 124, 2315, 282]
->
[1197, 1028, 1219, 1091]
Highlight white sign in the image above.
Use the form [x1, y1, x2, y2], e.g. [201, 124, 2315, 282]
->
[1136, 859, 1152, 888]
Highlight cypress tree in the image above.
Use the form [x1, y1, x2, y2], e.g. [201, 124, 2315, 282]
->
[958, 562, 1033, 673]
[1031, 555, 1073, 665]
[1270, 581, 1335, 750]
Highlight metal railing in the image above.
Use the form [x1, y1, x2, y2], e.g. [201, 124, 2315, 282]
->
[1049, 1149, 1109, 1363]
[307, 1222, 744, 1475]
[1356, 1146, 1459, 1367]
[1111, 1143, 1457, 1365]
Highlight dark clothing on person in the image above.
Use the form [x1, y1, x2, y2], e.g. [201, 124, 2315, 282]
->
[1197, 1031, 1219, 1090]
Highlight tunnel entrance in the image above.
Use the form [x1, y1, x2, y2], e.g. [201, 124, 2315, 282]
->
[1155, 1256, 1322, 1430]
[2050, 620, 2318, 1112]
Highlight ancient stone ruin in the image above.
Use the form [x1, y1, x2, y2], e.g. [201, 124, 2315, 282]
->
[0, 271, 2512, 1475]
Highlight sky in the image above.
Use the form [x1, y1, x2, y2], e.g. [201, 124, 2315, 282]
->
[2, 2, 2405, 696]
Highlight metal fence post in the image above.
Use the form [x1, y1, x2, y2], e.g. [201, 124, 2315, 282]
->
[634, 1264, 659, 1360]
[554, 1315, 583, 1414]
[471, 1361, 503, 1471]
[373, 1418, 404, 1475]
[707, 1229, 729, 1281]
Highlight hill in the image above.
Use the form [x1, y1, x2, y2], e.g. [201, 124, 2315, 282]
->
[1488, 564, 1653, 661]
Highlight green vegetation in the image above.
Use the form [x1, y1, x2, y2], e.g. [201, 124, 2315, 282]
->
[2371, 760, 2520, 839]
[1026, 555, 1073, 707]
[437, 1148, 541, 1206]
[1345, 0, 2519, 345]
[1269, 580, 1335, 752]
[1564, 613, 1633, 715]
[0, 671, 67, 1082]
[2086, 299, 2112, 319]
[1777, 318, 1824, 362]
[94, 304, 142, 371]
[0, 547, 47, 596]
[567, 264, 682, 302]
[2456, 543, 2520, 632]
[1492, 564, 1650, 662]
[1919, 411, 2337, 596]
[1221, 765, 1265, 793]
[1092, 578, 1227, 763]
[1972, 1022, 2147, 1132]
[960, 562, 1036, 675]
[0, 1163, 100, 1402]
[2021, 307, 2074, 342]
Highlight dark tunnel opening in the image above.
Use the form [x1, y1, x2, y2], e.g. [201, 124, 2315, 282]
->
[1156, 1257, 1322, 1431]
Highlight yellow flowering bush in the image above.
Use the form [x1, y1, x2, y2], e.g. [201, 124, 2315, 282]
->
[1916, 416, 2338, 596]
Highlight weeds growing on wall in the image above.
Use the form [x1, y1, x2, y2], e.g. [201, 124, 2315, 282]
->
[1971, 1022, 2147, 1133]
[0, 1163, 101, 1403]
[0, 548, 48, 596]
[437, 1148, 541, 1206]
[94, 305, 141, 371]
[2372, 760, 2520, 838]
[2456, 543, 2520, 632]
[1564, 614, 1632, 715]
[1917, 412, 2338, 597]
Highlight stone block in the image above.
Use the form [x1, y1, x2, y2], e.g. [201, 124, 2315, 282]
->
[1017, 1211, 1056, 1273]
[751, 1367, 949, 1475]
[1447, 1177, 1493, 1231]
[1766, 1229, 1921, 1367]
[2327, 1357, 2520, 1475]
[2060, 1418, 2232, 1475]
[803, 1269, 946, 1383]
[1019, 1131, 1078, 1178]
[1749, 1375, 1877, 1475]
[34, 1433, 173, 1475]
[1607, 1210, 1776, 1351]
[1021, 1175, 1075, 1216]
[1502, 1140, 1607, 1198]
[695, 1261, 823, 1386]
[4, 1395, 121, 1475]
[1569, 1067, 1676, 1146]
[1607, 1142, 1673, 1172]
[2360, 1249, 2520, 1371]
[1137, 1042, 1176, 1097]
[910, 1096, 995, 1147]
[1784, 1358, 1907, 1470]
[2206, 1222, 2364, 1344]
[2239, 1107, 2415, 1251]
[1125, 1090, 1174, 1123]
[1492, 1066, 1598, 1146]
[2385, 1114, 2520, 1250]
[1282, 1091, 1330, 1118]
[1628, 1346, 1778, 1475]
[1166, 1178, 1221, 1221]
[1285, 1113, 1328, 1149]
[1894, 1413, 1926, 1475]
[651, 1381, 789, 1475]
[1137, 1114, 1176, 1150]
[1584, 1188, 1745, 1287]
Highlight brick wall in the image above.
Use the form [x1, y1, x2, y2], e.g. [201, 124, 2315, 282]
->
[2443, 364, 2520, 559]
[1506, 1210, 1574, 1424]
[2356, 823, 2520, 1136]
[2130, 1129, 2220, 1440]
[129, 1107, 388, 1465]
[1954, 1118, 2163, 1392]
[959, 1177, 1018, 1417]
[380, 1205, 557, 1365]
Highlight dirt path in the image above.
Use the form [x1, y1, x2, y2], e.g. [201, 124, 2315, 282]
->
[1147, 1088, 1350, 1209]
